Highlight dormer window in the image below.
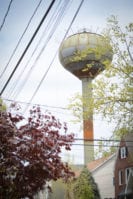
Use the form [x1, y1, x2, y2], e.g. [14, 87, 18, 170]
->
[120, 146, 127, 159]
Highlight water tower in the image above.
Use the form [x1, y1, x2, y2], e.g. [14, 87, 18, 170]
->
[59, 32, 112, 165]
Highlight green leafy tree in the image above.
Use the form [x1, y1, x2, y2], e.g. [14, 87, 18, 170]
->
[93, 15, 133, 136]
[95, 136, 117, 158]
[72, 167, 101, 199]
[68, 15, 133, 138]
[0, 98, 6, 112]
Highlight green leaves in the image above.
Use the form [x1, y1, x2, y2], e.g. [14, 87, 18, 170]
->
[0, 98, 6, 111]
[72, 167, 101, 199]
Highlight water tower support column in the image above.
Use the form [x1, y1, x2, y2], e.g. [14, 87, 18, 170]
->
[82, 77, 94, 164]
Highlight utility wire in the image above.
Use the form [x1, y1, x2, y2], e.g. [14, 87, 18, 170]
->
[61, 0, 85, 42]
[0, 0, 43, 79]
[23, 51, 58, 113]
[1, 98, 133, 145]
[23, 0, 85, 112]
[1, 97, 126, 123]
[72, 143, 133, 148]
[75, 138, 133, 143]
[0, 97, 117, 123]
[0, 0, 56, 96]
[2, 98, 66, 110]
[0, 99, 131, 144]
[9, 0, 71, 100]
[0, 0, 14, 32]
[6, 0, 62, 98]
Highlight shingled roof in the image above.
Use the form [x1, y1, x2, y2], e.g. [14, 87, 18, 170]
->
[74, 153, 116, 177]
[87, 155, 114, 171]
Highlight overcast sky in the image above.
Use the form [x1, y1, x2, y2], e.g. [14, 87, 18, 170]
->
[0, 0, 133, 163]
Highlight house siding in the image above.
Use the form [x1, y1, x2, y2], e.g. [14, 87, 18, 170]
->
[114, 134, 133, 199]
[92, 154, 116, 199]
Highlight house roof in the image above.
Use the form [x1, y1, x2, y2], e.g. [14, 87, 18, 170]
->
[87, 155, 112, 171]
[74, 153, 116, 177]
[87, 153, 116, 172]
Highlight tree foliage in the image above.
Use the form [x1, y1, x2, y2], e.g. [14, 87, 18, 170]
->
[72, 167, 101, 199]
[0, 98, 6, 111]
[0, 102, 75, 199]
[93, 15, 133, 135]
[68, 15, 133, 137]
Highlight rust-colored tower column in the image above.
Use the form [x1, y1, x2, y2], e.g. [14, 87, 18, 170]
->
[82, 78, 94, 164]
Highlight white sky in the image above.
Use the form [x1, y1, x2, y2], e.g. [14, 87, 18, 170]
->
[0, 0, 133, 164]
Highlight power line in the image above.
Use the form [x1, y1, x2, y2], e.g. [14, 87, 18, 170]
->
[0, 0, 56, 96]
[0, 0, 14, 32]
[23, 51, 58, 113]
[72, 143, 118, 147]
[72, 143, 133, 148]
[61, 0, 85, 41]
[9, 0, 71, 100]
[3, 98, 66, 110]
[1, 0, 84, 101]
[1, 98, 131, 144]
[74, 138, 133, 143]
[1, 98, 127, 125]
[0, 98, 118, 123]
[1, 99, 133, 145]
[23, 0, 85, 112]
[0, 0, 43, 79]
[5, 0, 62, 98]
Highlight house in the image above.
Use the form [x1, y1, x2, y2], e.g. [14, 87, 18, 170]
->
[49, 154, 116, 199]
[87, 153, 116, 199]
[114, 133, 133, 199]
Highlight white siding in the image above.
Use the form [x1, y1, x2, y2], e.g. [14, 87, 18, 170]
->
[92, 154, 116, 199]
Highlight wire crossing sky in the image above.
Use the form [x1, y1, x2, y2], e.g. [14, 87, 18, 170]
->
[0, 0, 56, 96]
[0, 0, 14, 32]
[23, 0, 85, 112]
[10, 0, 73, 102]
[0, 0, 43, 80]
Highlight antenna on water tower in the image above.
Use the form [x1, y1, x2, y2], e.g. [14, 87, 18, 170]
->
[59, 31, 112, 165]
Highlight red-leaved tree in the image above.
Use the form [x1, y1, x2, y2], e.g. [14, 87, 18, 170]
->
[0, 103, 75, 199]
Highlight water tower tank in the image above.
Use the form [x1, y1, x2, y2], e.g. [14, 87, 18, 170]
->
[59, 32, 112, 79]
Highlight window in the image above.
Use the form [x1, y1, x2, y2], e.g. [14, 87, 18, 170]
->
[120, 146, 127, 159]
[125, 167, 133, 184]
[113, 177, 115, 186]
[119, 170, 123, 185]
